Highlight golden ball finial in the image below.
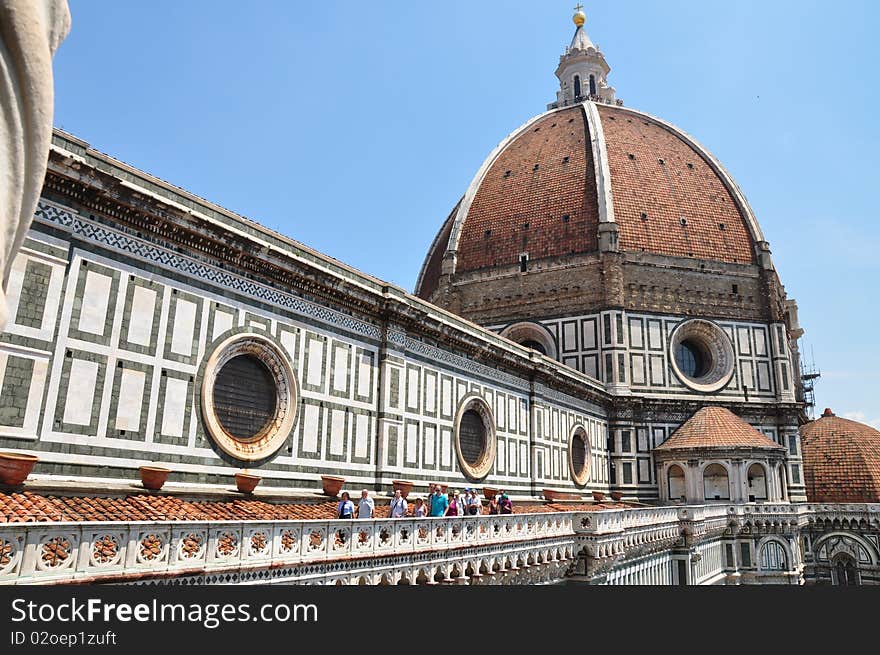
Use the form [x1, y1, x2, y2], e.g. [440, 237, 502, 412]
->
[573, 5, 586, 27]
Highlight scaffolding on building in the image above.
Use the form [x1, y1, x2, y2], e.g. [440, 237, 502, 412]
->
[800, 345, 821, 419]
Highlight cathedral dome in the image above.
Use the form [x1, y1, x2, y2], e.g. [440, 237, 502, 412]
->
[416, 101, 766, 300]
[415, 11, 771, 304]
[800, 409, 880, 503]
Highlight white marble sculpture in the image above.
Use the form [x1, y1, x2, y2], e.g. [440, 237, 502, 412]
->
[0, 0, 70, 330]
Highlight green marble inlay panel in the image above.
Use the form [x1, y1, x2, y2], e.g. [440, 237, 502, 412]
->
[161, 289, 204, 365]
[422, 369, 438, 419]
[207, 302, 239, 343]
[106, 359, 154, 442]
[328, 341, 351, 400]
[152, 368, 194, 445]
[405, 364, 420, 414]
[13, 259, 52, 329]
[118, 275, 163, 356]
[386, 424, 399, 468]
[0, 356, 34, 428]
[439, 426, 454, 472]
[52, 349, 107, 436]
[353, 348, 375, 404]
[296, 396, 324, 460]
[388, 367, 400, 409]
[67, 260, 120, 346]
[301, 331, 327, 394]
[244, 312, 270, 332]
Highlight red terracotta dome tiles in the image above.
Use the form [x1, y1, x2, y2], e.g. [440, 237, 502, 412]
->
[597, 105, 755, 264]
[655, 406, 784, 451]
[455, 106, 600, 272]
[800, 411, 880, 503]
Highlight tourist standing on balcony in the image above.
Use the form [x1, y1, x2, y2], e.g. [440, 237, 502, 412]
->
[445, 491, 461, 517]
[337, 492, 355, 519]
[457, 488, 468, 513]
[428, 484, 442, 515]
[390, 489, 408, 518]
[466, 489, 481, 515]
[430, 488, 448, 517]
[356, 489, 374, 519]
[498, 492, 513, 515]
[488, 496, 499, 515]
[413, 497, 427, 517]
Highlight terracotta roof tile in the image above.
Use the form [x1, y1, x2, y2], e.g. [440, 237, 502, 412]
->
[655, 406, 785, 451]
[597, 105, 755, 264]
[456, 106, 600, 272]
[0, 492, 624, 523]
[800, 409, 880, 503]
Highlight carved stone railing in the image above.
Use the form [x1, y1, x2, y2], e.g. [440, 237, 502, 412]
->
[3, 503, 877, 585]
[0, 512, 574, 585]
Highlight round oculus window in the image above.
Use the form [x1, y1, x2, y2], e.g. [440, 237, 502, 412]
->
[214, 355, 277, 441]
[459, 410, 486, 467]
[201, 333, 298, 461]
[454, 395, 497, 480]
[499, 322, 558, 360]
[568, 425, 591, 487]
[668, 319, 735, 393]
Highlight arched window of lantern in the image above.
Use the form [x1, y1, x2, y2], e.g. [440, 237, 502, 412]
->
[573, 75, 582, 98]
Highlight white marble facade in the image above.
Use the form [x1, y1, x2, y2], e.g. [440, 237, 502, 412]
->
[0, 200, 611, 496]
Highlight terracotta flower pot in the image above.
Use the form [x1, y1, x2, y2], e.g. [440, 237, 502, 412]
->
[482, 486, 499, 501]
[139, 466, 171, 491]
[544, 489, 580, 501]
[0, 452, 37, 486]
[392, 479, 414, 499]
[592, 491, 606, 502]
[610, 491, 624, 501]
[235, 472, 261, 494]
[321, 475, 345, 497]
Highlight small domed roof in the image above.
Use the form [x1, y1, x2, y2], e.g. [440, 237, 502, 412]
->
[655, 406, 784, 452]
[800, 409, 880, 503]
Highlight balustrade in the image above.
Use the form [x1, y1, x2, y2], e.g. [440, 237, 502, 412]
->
[0, 512, 573, 585]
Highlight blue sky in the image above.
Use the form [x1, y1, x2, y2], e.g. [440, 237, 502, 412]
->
[52, 0, 879, 425]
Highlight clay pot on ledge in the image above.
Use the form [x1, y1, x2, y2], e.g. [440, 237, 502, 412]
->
[139, 465, 171, 491]
[0, 452, 38, 486]
[592, 491, 606, 502]
[392, 479, 414, 499]
[235, 471, 262, 494]
[482, 487, 499, 501]
[610, 491, 624, 501]
[321, 475, 345, 497]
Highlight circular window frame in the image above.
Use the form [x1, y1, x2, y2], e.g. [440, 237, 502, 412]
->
[568, 424, 592, 487]
[453, 394, 497, 481]
[668, 319, 735, 393]
[201, 332, 298, 462]
[500, 322, 558, 360]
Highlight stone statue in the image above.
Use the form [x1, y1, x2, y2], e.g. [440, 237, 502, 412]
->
[0, 0, 70, 330]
